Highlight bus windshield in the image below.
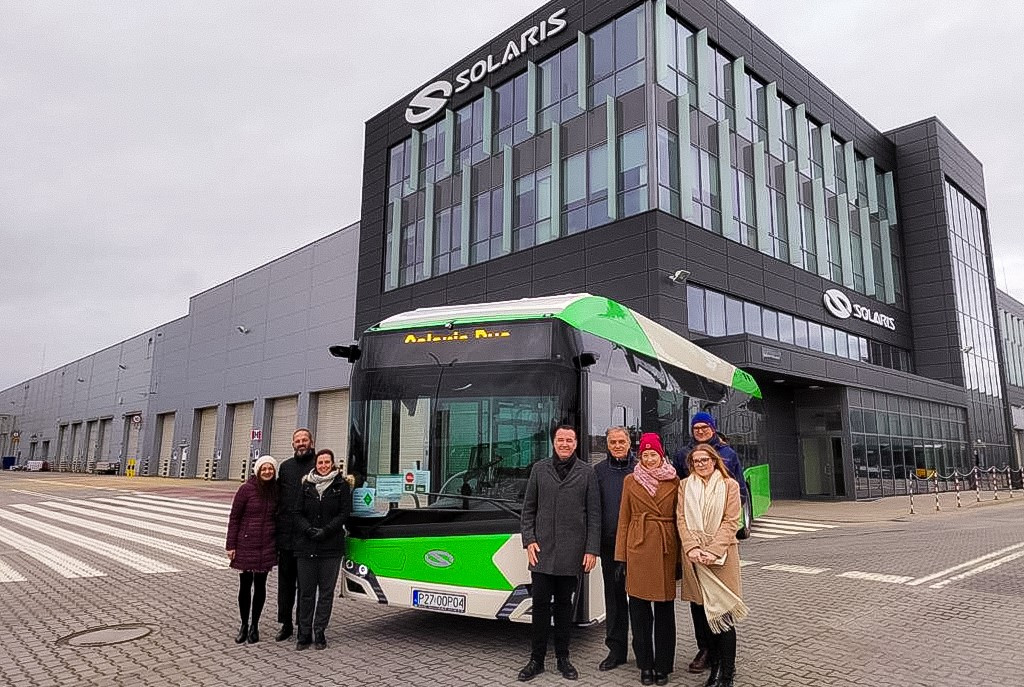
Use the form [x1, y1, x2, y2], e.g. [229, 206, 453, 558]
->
[349, 362, 578, 510]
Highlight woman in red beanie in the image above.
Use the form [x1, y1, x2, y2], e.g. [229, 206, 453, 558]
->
[614, 433, 680, 686]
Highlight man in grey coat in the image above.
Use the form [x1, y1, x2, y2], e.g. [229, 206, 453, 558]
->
[518, 425, 601, 682]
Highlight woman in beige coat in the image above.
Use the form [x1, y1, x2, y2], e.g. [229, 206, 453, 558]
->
[676, 443, 748, 687]
[615, 433, 679, 686]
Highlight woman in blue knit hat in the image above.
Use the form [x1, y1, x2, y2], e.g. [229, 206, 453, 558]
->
[670, 412, 746, 674]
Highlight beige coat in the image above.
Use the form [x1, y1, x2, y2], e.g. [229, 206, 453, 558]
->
[614, 475, 680, 602]
[676, 476, 743, 603]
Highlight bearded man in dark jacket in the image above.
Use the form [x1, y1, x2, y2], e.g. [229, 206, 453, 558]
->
[273, 427, 317, 641]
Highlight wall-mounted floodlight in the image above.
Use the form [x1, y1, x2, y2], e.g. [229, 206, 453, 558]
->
[961, 345, 974, 354]
[667, 269, 691, 285]
[76, 378, 86, 383]
[236, 325, 251, 334]
[118, 364, 128, 370]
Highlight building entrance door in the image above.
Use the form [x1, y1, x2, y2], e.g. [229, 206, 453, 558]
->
[800, 433, 845, 497]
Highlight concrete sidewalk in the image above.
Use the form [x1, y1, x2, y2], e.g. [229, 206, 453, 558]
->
[765, 488, 1024, 523]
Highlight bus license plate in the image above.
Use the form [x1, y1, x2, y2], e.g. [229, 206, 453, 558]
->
[412, 589, 466, 614]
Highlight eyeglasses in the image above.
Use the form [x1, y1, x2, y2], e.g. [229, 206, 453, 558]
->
[692, 424, 712, 431]
[691, 457, 713, 466]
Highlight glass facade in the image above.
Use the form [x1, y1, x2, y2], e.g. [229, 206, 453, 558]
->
[381, 1, 905, 307]
[848, 388, 968, 499]
[943, 180, 1008, 461]
[999, 308, 1024, 388]
[686, 284, 913, 373]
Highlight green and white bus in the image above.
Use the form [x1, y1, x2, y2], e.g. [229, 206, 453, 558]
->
[332, 294, 768, 623]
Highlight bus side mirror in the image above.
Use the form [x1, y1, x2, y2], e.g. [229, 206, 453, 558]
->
[329, 344, 361, 363]
[574, 352, 598, 368]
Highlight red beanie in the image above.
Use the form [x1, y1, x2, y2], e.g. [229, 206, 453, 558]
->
[637, 432, 665, 458]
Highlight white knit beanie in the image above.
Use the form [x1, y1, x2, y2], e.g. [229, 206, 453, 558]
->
[253, 455, 278, 478]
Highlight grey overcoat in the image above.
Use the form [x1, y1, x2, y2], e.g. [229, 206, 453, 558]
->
[520, 456, 601, 576]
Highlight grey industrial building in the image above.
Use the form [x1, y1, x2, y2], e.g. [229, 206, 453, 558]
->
[3, 0, 1024, 500]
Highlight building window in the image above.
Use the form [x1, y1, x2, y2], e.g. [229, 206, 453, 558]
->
[588, 5, 646, 106]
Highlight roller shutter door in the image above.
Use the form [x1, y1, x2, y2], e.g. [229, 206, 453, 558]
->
[268, 396, 298, 461]
[85, 421, 98, 468]
[315, 390, 349, 472]
[70, 423, 82, 471]
[124, 416, 141, 462]
[196, 407, 218, 476]
[98, 419, 113, 462]
[228, 403, 254, 480]
[158, 413, 176, 476]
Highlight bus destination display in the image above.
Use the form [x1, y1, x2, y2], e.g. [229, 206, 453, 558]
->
[364, 321, 553, 367]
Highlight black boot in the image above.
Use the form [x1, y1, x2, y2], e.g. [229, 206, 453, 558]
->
[517, 659, 545, 682]
[556, 657, 579, 680]
[275, 622, 293, 642]
[717, 668, 734, 687]
[247, 625, 259, 644]
[640, 669, 655, 685]
[234, 623, 248, 644]
[314, 630, 327, 650]
[703, 662, 720, 687]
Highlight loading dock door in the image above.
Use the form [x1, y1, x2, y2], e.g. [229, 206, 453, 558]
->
[157, 413, 176, 476]
[98, 418, 113, 464]
[84, 421, 98, 470]
[196, 407, 218, 478]
[315, 390, 349, 472]
[124, 416, 141, 465]
[228, 403, 254, 480]
[268, 396, 298, 460]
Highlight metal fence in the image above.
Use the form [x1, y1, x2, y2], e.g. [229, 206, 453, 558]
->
[908, 466, 1024, 513]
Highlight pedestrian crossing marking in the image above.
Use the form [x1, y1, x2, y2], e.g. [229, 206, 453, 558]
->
[115, 494, 230, 516]
[0, 557, 28, 583]
[76, 500, 227, 533]
[0, 524, 104, 578]
[11, 504, 228, 569]
[137, 493, 232, 511]
[748, 517, 839, 539]
[757, 517, 838, 528]
[92, 497, 227, 523]
[40, 501, 224, 546]
[837, 571, 914, 584]
[0, 509, 179, 574]
[761, 563, 831, 575]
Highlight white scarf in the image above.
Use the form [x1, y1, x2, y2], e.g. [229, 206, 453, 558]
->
[303, 468, 339, 496]
[683, 471, 749, 633]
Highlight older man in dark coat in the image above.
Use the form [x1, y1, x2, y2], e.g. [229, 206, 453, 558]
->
[273, 428, 317, 642]
[518, 424, 601, 682]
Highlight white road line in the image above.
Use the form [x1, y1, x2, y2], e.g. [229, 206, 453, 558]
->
[137, 493, 233, 510]
[905, 542, 1024, 586]
[751, 522, 820, 532]
[757, 517, 839, 529]
[10, 489, 74, 502]
[0, 558, 28, 583]
[928, 550, 1024, 589]
[72, 500, 227, 534]
[37, 502, 224, 546]
[0, 525, 104, 578]
[10, 504, 228, 569]
[0, 509, 179, 574]
[751, 527, 812, 536]
[749, 533, 781, 539]
[93, 498, 227, 523]
[739, 560, 758, 567]
[837, 571, 914, 584]
[114, 495, 231, 515]
[760, 563, 831, 575]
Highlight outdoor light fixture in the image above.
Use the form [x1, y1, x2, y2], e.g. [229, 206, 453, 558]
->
[667, 269, 690, 284]
[961, 345, 974, 353]
[76, 378, 86, 383]
[118, 364, 127, 370]
[236, 325, 251, 334]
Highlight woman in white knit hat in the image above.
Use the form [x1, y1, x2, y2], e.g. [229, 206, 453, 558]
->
[225, 455, 279, 644]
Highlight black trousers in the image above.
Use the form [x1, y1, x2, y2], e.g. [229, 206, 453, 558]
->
[296, 556, 342, 638]
[530, 572, 577, 661]
[689, 601, 711, 652]
[600, 543, 629, 659]
[628, 597, 675, 673]
[277, 549, 298, 625]
[237, 571, 268, 626]
[691, 603, 736, 674]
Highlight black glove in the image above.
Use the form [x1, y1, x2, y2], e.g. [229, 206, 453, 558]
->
[614, 562, 626, 582]
[306, 527, 323, 541]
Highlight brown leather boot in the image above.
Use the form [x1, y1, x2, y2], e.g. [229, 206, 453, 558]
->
[688, 649, 709, 673]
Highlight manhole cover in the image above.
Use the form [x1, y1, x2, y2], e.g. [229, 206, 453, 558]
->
[57, 623, 154, 647]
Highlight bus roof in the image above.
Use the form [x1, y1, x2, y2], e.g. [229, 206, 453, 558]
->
[370, 294, 762, 399]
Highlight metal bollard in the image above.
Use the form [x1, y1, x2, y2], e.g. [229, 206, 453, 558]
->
[975, 466, 981, 503]
[909, 477, 916, 515]
[992, 467, 999, 500]
[934, 474, 940, 512]
[1008, 467, 1014, 498]
[954, 471, 962, 509]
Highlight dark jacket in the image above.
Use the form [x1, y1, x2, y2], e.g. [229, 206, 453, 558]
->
[521, 455, 601, 576]
[226, 476, 278, 573]
[672, 435, 748, 501]
[593, 452, 635, 548]
[276, 450, 317, 549]
[293, 472, 352, 558]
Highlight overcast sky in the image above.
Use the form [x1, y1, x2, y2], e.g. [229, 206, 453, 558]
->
[2, 1, 1022, 390]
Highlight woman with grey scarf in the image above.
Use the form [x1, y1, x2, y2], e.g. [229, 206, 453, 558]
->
[292, 448, 351, 650]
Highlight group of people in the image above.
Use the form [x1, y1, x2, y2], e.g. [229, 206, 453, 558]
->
[224, 428, 352, 650]
[519, 413, 748, 687]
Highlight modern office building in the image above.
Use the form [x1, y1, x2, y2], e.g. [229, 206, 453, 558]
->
[354, 0, 1022, 499]
[2, 1, 1022, 501]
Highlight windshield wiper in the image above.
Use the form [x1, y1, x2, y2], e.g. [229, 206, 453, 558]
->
[413, 491, 521, 517]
